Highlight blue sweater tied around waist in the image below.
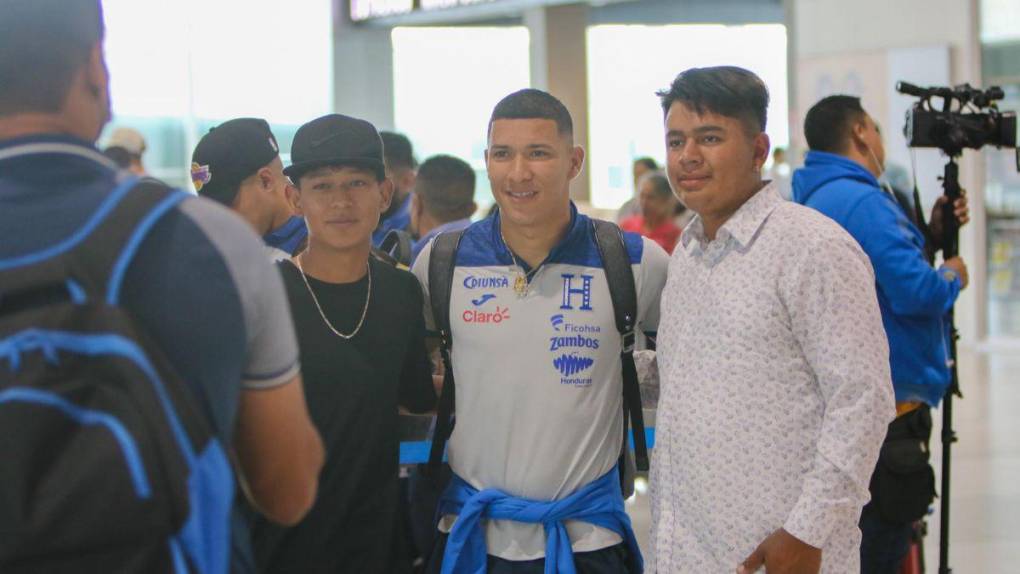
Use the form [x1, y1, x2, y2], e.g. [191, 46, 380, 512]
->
[437, 465, 643, 574]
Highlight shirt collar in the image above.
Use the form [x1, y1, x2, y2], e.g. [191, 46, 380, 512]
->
[0, 133, 117, 171]
[680, 181, 782, 252]
[492, 202, 584, 271]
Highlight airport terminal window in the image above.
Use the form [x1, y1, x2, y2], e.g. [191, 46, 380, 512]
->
[982, 0, 1020, 337]
[391, 26, 531, 211]
[586, 24, 789, 209]
[100, 0, 332, 191]
[981, 0, 1020, 44]
[983, 85, 1020, 337]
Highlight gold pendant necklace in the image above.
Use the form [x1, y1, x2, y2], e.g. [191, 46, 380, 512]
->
[500, 227, 542, 297]
[513, 274, 528, 295]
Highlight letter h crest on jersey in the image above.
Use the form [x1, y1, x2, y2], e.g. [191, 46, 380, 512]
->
[559, 274, 593, 311]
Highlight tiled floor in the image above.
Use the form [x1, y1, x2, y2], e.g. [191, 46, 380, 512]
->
[626, 347, 1020, 573]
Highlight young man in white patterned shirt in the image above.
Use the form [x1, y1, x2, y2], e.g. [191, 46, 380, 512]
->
[649, 66, 896, 574]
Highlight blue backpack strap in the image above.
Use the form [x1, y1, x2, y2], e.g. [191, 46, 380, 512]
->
[0, 177, 186, 311]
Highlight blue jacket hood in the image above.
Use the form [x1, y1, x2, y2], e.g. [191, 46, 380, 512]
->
[792, 150, 879, 205]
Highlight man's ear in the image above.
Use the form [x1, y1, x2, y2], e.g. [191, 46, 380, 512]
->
[258, 166, 274, 191]
[752, 132, 771, 172]
[286, 183, 303, 216]
[379, 178, 395, 212]
[850, 121, 870, 151]
[83, 42, 111, 135]
[568, 145, 585, 181]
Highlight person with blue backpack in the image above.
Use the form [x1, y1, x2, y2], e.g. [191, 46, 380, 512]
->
[0, 2, 324, 572]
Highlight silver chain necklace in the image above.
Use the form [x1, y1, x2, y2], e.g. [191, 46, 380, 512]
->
[294, 255, 371, 340]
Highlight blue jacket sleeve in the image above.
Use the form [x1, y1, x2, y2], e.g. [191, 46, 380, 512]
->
[843, 193, 961, 318]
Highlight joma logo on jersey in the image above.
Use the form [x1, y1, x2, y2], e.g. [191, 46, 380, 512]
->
[463, 275, 509, 290]
[560, 274, 593, 311]
[462, 306, 510, 324]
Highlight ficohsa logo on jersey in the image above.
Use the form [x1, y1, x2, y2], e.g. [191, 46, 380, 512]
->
[462, 306, 510, 324]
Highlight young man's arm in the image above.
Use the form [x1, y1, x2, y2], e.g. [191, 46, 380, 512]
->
[780, 229, 896, 548]
[235, 376, 324, 525]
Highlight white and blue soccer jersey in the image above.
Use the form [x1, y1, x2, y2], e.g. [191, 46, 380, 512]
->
[412, 205, 668, 560]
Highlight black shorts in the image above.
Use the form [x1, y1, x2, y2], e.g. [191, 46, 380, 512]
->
[425, 533, 634, 574]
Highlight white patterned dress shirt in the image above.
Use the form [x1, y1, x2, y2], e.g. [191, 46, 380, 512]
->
[651, 182, 895, 573]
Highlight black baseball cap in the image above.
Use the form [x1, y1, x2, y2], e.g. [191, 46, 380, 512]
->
[191, 118, 280, 206]
[284, 114, 385, 183]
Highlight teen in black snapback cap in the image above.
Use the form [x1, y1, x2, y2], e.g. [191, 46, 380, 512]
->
[283, 114, 386, 183]
[252, 112, 437, 572]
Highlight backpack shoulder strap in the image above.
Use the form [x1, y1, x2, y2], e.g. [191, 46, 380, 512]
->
[81, 178, 186, 304]
[592, 220, 638, 338]
[379, 228, 415, 268]
[591, 219, 648, 472]
[427, 230, 463, 350]
[426, 229, 464, 472]
[0, 177, 184, 311]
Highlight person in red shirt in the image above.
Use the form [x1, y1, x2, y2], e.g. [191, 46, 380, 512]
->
[620, 171, 684, 253]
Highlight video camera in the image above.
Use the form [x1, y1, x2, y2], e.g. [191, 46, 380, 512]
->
[897, 81, 1018, 160]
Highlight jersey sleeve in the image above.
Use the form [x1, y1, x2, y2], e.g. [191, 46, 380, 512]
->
[635, 236, 669, 332]
[177, 198, 300, 390]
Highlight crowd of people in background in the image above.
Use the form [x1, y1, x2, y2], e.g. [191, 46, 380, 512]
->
[1, 1, 971, 573]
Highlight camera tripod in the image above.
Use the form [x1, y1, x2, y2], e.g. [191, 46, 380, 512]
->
[936, 157, 963, 574]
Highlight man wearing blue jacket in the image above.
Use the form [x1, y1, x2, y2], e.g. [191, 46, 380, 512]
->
[793, 95, 969, 574]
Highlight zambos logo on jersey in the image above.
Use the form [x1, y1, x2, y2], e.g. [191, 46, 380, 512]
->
[463, 275, 509, 290]
[462, 306, 510, 324]
[554, 354, 594, 377]
[549, 335, 599, 352]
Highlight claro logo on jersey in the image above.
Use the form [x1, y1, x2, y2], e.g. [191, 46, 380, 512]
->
[463, 275, 509, 290]
[462, 306, 510, 324]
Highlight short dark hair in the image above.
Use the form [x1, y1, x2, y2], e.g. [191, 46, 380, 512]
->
[416, 155, 476, 222]
[657, 66, 769, 134]
[380, 131, 417, 172]
[488, 89, 573, 140]
[103, 146, 135, 169]
[803, 95, 867, 154]
[0, 0, 105, 116]
[634, 157, 658, 171]
[638, 171, 673, 200]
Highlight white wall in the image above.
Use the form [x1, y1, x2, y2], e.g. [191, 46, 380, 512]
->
[792, 0, 988, 343]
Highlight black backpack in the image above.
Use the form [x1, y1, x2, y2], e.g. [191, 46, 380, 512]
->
[425, 219, 648, 483]
[0, 178, 234, 573]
